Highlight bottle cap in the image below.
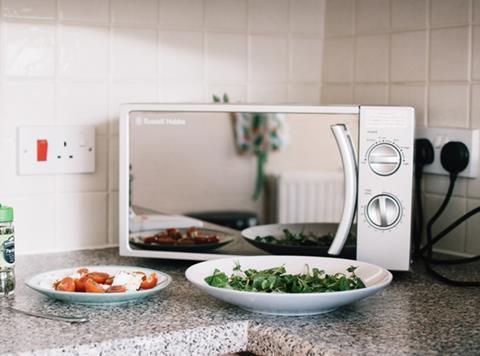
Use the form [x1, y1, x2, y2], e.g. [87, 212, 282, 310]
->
[0, 204, 13, 222]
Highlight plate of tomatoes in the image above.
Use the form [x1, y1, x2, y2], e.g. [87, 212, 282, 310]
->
[129, 227, 234, 252]
[25, 266, 171, 304]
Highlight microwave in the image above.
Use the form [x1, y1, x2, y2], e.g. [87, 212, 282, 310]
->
[119, 104, 415, 271]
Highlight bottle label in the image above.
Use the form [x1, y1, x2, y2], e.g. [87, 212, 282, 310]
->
[0, 234, 14, 267]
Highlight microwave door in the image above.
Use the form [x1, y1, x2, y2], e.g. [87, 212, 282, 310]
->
[328, 124, 358, 255]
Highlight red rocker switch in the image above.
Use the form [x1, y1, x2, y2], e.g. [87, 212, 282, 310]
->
[37, 139, 48, 161]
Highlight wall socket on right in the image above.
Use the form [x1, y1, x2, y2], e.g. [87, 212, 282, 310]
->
[416, 127, 479, 178]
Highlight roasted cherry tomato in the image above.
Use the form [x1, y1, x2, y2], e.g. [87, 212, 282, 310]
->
[87, 272, 110, 284]
[143, 236, 158, 244]
[207, 235, 219, 243]
[156, 236, 176, 245]
[187, 227, 198, 238]
[76, 267, 89, 275]
[84, 278, 105, 293]
[140, 273, 158, 290]
[104, 276, 114, 285]
[194, 236, 209, 244]
[55, 277, 76, 292]
[74, 275, 91, 292]
[178, 239, 195, 245]
[106, 285, 127, 293]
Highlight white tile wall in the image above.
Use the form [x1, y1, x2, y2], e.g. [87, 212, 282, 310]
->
[353, 84, 388, 104]
[430, 0, 469, 26]
[324, 0, 354, 37]
[323, 38, 354, 83]
[1, 80, 56, 137]
[159, 30, 204, 81]
[322, 0, 480, 256]
[356, 0, 390, 33]
[430, 26, 468, 81]
[428, 84, 469, 127]
[390, 30, 426, 82]
[290, 0, 325, 34]
[205, 0, 247, 31]
[2, 0, 56, 20]
[112, 27, 158, 80]
[249, 0, 289, 33]
[321, 84, 354, 104]
[354, 34, 389, 82]
[473, 26, 480, 80]
[389, 84, 426, 123]
[59, 0, 110, 23]
[4, 23, 56, 77]
[158, 0, 203, 29]
[0, 0, 326, 255]
[391, 0, 427, 29]
[251, 35, 288, 82]
[287, 83, 321, 104]
[207, 32, 247, 82]
[59, 25, 110, 79]
[289, 37, 323, 82]
[111, 0, 158, 26]
[57, 82, 109, 133]
[475, 0, 480, 23]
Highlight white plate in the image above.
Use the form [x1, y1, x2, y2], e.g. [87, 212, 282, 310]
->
[185, 256, 392, 316]
[26, 265, 172, 305]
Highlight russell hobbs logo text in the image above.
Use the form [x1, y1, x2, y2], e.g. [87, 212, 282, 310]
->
[135, 117, 187, 126]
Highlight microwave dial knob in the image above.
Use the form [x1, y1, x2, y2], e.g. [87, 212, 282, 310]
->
[366, 194, 401, 229]
[368, 143, 401, 176]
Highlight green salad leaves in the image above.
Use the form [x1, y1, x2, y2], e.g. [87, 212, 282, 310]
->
[204, 263, 365, 293]
[254, 229, 355, 247]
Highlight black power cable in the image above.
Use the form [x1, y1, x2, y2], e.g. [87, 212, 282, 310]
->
[417, 141, 480, 286]
[413, 139, 434, 257]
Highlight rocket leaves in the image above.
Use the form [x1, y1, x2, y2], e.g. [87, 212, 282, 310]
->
[204, 263, 365, 293]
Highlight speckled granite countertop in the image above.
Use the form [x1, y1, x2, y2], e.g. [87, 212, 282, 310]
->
[1, 248, 479, 355]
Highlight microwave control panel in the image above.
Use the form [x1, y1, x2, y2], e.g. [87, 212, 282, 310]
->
[357, 106, 414, 271]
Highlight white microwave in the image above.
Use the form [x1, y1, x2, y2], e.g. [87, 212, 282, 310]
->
[119, 104, 415, 271]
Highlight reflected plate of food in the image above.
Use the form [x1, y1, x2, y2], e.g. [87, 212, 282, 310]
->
[241, 223, 356, 258]
[129, 227, 235, 252]
[26, 266, 171, 304]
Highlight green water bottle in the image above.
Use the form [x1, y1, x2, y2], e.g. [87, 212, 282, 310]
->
[0, 204, 15, 296]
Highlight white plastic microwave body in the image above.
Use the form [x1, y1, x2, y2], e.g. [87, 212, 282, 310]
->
[119, 104, 415, 271]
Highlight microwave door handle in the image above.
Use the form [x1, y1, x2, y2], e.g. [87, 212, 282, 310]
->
[328, 124, 358, 256]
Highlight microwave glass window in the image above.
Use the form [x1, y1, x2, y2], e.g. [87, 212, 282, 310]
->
[128, 111, 358, 255]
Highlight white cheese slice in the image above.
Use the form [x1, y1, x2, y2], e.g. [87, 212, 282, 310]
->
[112, 271, 143, 292]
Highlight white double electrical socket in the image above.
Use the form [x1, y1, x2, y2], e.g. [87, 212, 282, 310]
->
[416, 127, 479, 178]
[17, 126, 95, 175]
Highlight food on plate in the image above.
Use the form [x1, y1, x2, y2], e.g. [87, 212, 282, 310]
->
[205, 263, 365, 293]
[140, 273, 158, 289]
[254, 228, 355, 247]
[53, 268, 160, 293]
[141, 227, 220, 246]
[84, 278, 105, 293]
[54, 277, 76, 292]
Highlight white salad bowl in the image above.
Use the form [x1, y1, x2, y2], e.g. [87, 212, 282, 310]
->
[26, 265, 172, 305]
[185, 256, 392, 316]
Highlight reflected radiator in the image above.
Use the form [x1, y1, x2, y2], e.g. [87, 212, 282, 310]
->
[266, 171, 344, 224]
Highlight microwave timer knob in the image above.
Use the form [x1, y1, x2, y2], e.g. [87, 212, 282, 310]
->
[367, 143, 401, 176]
[366, 194, 401, 229]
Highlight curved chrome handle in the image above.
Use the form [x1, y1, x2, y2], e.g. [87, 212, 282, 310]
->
[328, 124, 358, 255]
